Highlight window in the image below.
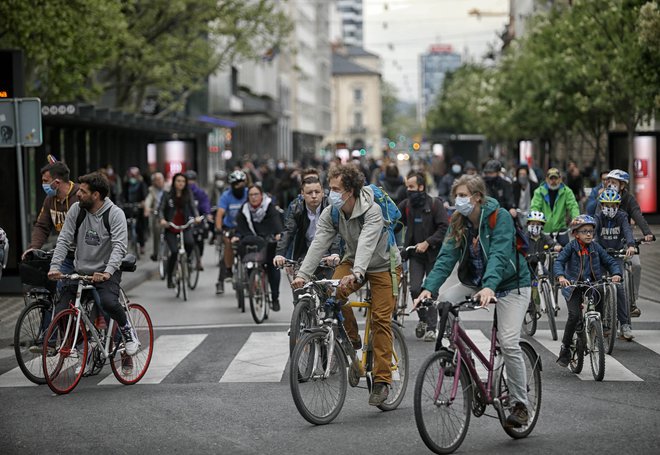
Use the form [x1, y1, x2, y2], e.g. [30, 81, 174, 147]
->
[354, 112, 362, 127]
[354, 88, 363, 103]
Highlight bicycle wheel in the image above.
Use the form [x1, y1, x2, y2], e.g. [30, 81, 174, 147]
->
[176, 258, 188, 301]
[395, 274, 408, 324]
[42, 310, 88, 395]
[569, 332, 584, 374]
[522, 298, 537, 337]
[158, 239, 168, 280]
[110, 303, 154, 385]
[603, 285, 617, 355]
[14, 300, 51, 384]
[289, 297, 318, 355]
[496, 342, 542, 439]
[540, 281, 558, 341]
[378, 323, 409, 411]
[625, 265, 636, 315]
[588, 320, 605, 381]
[248, 269, 267, 324]
[289, 331, 347, 425]
[187, 246, 201, 290]
[414, 350, 471, 454]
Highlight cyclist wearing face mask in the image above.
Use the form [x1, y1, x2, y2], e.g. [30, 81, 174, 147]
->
[601, 169, 655, 317]
[23, 162, 80, 272]
[530, 168, 580, 240]
[437, 158, 464, 203]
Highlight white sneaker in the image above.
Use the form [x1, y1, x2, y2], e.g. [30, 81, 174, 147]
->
[424, 330, 437, 342]
[621, 324, 634, 341]
[120, 325, 139, 356]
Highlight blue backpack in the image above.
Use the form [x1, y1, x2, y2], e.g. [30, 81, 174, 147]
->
[330, 184, 402, 294]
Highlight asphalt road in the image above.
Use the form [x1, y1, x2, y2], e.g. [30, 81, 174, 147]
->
[1, 245, 660, 454]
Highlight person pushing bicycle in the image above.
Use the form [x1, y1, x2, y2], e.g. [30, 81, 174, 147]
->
[291, 164, 402, 407]
[413, 175, 532, 428]
[47, 172, 138, 356]
[554, 215, 622, 368]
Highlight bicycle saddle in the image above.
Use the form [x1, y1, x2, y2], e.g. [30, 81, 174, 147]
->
[120, 254, 137, 272]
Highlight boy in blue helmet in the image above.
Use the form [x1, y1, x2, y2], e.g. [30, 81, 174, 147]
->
[554, 215, 622, 367]
[594, 189, 636, 340]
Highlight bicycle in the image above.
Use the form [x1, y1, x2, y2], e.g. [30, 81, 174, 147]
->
[289, 278, 409, 425]
[14, 250, 57, 384]
[42, 260, 154, 394]
[243, 239, 271, 324]
[119, 202, 143, 260]
[414, 297, 542, 454]
[394, 245, 416, 326]
[564, 279, 614, 381]
[621, 237, 654, 318]
[522, 248, 559, 341]
[167, 218, 202, 301]
[548, 229, 569, 303]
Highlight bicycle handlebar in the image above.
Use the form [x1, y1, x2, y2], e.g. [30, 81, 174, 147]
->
[167, 217, 202, 230]
[56, 273, 95, 281]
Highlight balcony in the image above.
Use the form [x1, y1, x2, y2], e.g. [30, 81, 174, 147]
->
[349, 126, 366, 134]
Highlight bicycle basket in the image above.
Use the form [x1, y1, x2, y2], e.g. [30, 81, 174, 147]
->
[19, 257, 52, 288]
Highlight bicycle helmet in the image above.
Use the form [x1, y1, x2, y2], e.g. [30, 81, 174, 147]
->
[483, 159, 501, 174]
[598, 188, 621, 204]
[569, 214, 596, 232]
[184, 170, 197, 180]
[527, 210, 547, 224]
[228, 170, 247, 184]
[606, 169, 629, 184]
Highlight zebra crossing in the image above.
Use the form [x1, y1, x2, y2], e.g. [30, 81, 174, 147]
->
[1, 329, 659, 388]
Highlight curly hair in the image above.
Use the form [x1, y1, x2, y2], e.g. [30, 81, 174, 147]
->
[327, 164, 365, 198]
[78, 172, 111, 199]
[447, 174, 487, 246]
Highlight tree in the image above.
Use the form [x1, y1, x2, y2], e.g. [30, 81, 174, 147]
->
[381, 80, 399, 140]
[0, 0, 126, 101]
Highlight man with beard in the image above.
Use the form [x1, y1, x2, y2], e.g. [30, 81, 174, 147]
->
[215, 170, 248, 294]
[398, 171, 449, 341]
[530, 168, 580, 241]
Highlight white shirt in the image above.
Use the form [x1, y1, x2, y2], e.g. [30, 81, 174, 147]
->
[305, 204, 322, 246]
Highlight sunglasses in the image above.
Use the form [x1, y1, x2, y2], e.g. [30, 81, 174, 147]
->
[576, 229, 594, 235]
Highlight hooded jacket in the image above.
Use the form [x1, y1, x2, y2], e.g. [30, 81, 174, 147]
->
[398, 193, 449, 262]
[29, 182, 80, 250]
[422, 197, 531, 293]
[594, 210, 635, 250]
[297, 185, 401, 280]
[530, 183, 580, 234]
[49, 199, 128, 276]
[553, 239, 622, 301]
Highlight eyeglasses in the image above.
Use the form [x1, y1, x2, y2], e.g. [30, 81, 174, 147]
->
[576, 230, 594, 235]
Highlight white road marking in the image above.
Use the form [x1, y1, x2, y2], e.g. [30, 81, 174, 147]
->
[220, 332, 289, 383]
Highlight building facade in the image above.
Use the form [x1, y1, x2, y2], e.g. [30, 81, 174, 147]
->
[336, 0, 364, 47]
[418, 44, 462, 124]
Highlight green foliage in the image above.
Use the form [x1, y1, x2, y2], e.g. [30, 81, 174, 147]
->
[0, 0, 292, 114]
[381, 80, 399, 140]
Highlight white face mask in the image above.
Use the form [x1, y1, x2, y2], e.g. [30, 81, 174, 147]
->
[528, 224, 543, 237]
[602, 206, 618, 218]
[451, 164, 462, 174]
[455, 196, 474, 216]
[607, 183, 620, 192]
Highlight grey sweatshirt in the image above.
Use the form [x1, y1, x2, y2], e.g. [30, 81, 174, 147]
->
[297, 186, 401, 280]
[50, 199, 128, 275]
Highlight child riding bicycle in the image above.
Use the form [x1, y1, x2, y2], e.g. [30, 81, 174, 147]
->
[553, 214, 622, 368]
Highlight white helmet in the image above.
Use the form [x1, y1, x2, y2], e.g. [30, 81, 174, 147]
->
[228, 170, 247, 184]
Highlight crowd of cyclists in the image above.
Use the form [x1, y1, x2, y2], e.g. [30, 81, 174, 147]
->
[13, 151, 656, 431]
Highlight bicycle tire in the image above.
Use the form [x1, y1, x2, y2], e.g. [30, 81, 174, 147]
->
[395, 274, 408, 324]
[588, 320, 605, 381]
[522, 297, 537, 337]
[289, 331, 347, 425]
[43, 309, 88, 395]
[378, 323, 409, 411]
[110, 303, 154, 385]
[236, 264, 246, 312]
[540, 280, 557, 341]
[414, 350, 472, 454]
[179, 258, 188, 301]
[625, 264, 636, 315]
[289, 297, 318, 355]
[14, 300, 51, 384]
[158, 240, 168, 280]
[496, 342, 542, 439]
[569, 332, 585, 374]
[249, 269, 267, 324]
[187, 246, 201, 290]
[603, 284, 617, 355]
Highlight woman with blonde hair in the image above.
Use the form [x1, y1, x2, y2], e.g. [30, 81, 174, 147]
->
[414, 174, 532, 428]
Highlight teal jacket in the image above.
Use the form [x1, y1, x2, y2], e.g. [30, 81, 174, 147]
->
[530, 183, 580, 234]
[422, 197, 531, 293]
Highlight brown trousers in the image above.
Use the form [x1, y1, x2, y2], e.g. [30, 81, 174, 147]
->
[333, 262, 401, 385]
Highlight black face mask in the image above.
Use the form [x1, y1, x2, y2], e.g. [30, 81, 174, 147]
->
[483, 175, 498, 183]
[231, 186, 244, 198]
[408, 190, 425, 207]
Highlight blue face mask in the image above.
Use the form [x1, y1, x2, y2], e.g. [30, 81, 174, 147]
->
[328, 190, 346, 209]
[42, 183, 57, 197]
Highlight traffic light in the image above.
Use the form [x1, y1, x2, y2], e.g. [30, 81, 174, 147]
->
[0, 50, 25, 98]
[388, 141, 396, 149]
[412, 142, 420, 151]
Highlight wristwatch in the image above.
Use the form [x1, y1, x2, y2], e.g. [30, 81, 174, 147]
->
[352, 271, 364, 284]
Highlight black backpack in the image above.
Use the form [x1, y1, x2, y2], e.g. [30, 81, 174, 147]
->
[74, 207, 111, 240]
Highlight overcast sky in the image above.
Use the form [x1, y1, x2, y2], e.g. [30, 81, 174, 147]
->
[360, 0, 509, 103]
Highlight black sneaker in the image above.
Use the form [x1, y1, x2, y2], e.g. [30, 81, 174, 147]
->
[351, 335, 362, 350]
[215, 281, 224, 294]
[505, 402, 529, 428]
[630, 306, 641, 317]
[557, 345, 571, 368]
[167, 280, 175, 289]
[150, 254, 158, 262]
[415, 321, 427, 339]
[272, 299, 280, 311]
[368, 382, 389, 406]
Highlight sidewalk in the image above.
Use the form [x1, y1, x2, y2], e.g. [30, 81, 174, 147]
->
[0, 256, 160, 348]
